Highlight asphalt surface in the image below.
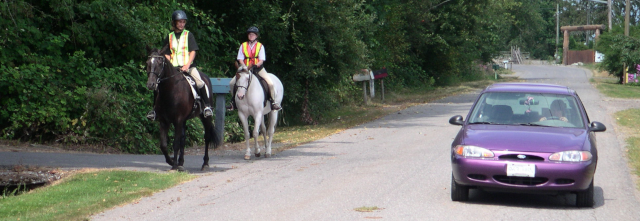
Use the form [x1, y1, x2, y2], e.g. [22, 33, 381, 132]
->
[2, 65, 640, 220]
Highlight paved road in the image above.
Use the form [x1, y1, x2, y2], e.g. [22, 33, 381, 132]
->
[3, 65, 640, 220]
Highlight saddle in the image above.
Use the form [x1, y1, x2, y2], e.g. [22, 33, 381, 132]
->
[176, 67, 203, 113]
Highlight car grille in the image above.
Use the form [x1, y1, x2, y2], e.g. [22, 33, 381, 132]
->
[555, 178, 575, 184]
[498, 154, 545, 161]
[467, 174, 487, 180]
[493, 175, 548, 185]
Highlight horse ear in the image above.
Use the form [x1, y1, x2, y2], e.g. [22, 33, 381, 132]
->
[234, 61, 239, 69]
[146, 45, 153, 54]
[159, 44, 169, 55]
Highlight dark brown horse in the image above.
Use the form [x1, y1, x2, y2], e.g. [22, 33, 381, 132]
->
[145, 45, 219, 171]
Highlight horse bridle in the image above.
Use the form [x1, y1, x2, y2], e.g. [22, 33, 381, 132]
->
[235, 69, 253, 91]
[148, 54, 182, 85]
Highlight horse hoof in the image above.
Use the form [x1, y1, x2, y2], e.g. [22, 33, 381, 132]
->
[178, 166, 186, 172]
[244, 155, 251, 160]
[255, 153, 261, 158]
[201, 165, 209, 171]
[265, 153, 271, 158]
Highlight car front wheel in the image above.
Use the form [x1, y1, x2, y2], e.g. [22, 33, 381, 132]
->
[576, 179, 594, 207]
[451, 174, 469, 201]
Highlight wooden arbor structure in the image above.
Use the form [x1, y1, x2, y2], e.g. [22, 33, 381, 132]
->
[561, 25, 605, 65]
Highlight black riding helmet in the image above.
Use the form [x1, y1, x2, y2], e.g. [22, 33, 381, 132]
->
[172, 10, 188, 21]
[247, 26, 259, 36]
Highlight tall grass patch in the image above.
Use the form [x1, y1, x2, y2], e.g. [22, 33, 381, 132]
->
[0, 170, 194, 221]
[615, 109, 640, 189]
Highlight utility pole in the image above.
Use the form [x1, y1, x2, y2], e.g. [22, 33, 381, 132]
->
[608, 0, 612, 30]
[554, 4, 560, 59]
[587, 1, 590, 44]
[623, 0, 630, 84]
[625, 0, 630, 36]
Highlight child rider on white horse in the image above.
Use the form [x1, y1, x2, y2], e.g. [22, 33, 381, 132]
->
[227, 26, 281, 111]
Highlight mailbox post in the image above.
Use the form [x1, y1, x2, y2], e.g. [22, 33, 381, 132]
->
[210, 78, 232, 146]
[353, 69, 374, 104]
[372, 68, 388, 102]
[352, 68, 388, 104]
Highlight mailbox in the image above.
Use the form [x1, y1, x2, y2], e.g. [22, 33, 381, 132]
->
[209, 77, 233, 146]
[353, 69, 374, 82]
[210, 78, 232, 94]
[373, 68, 388, 79]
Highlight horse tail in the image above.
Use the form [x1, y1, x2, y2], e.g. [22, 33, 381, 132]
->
[211, 125, 220, 149]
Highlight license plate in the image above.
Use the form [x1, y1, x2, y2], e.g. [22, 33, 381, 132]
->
[506, 163, 536, 177]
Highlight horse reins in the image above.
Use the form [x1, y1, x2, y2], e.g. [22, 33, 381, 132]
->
[235, 69, 253, 92]
[148, 55, 182, 85]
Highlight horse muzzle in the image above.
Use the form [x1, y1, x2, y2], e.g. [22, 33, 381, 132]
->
[146, 81, 157, 91]
[237, 92, 245, 100]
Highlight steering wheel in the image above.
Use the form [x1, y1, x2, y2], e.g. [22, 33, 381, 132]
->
[546, 116, 560, 120]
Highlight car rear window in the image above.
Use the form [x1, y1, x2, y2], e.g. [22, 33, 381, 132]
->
[468, 92, 585, 128]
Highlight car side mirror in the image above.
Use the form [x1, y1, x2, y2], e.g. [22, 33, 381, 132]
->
[589, 121, 606, 132]
[449, 115, 464, 126]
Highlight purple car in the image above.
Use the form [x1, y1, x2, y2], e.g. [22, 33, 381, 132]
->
[448, 82, 606, 207]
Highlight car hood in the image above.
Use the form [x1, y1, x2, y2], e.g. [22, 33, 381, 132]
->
[462, 125, 588, 152]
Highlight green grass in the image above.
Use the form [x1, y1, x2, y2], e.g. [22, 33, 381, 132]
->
[0, 170, 194, 221]
[615, 109, 640, 187]
[593, 71, 640, 190]
[596, 82, 640, 99]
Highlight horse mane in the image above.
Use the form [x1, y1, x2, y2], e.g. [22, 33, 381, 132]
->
[146, 44, 170, 59]
[235, 60, 250, 74]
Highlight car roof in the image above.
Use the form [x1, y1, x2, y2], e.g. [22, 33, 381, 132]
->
[483, 82, 575, 95]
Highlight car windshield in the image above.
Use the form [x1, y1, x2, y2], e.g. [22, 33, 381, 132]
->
[468, 92, 585, 128]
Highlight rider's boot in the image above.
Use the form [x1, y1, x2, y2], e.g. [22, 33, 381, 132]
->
[271, 101, 281, 110]
[267, 82, 281, 111]
[200, 87, 213, 118]
[146, 110, 156, 121]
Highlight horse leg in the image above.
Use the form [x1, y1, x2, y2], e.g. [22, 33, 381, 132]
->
[172, 122, 186, 171]
[239, 113, 252, 160]
[159, 121, 174, 166]
[178, 122, 187, 170]
[266, 111, 278, 158]
[199, 116, 215, 171]
[260, 117, 268, 157]
[253, 114, 263, 158]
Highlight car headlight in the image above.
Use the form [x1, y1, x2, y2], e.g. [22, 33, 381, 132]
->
[549, 151, 592, 162]
[453, 145, 494, 158]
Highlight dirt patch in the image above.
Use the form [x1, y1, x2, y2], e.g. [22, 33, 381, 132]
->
[0, 165, 67, 194]
[0, 140, 122, 154]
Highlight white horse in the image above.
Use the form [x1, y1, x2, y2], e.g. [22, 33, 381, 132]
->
[234, 63, 284, 160]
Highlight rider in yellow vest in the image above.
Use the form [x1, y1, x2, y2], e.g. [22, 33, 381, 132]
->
[147, 10, 213, 120]
[227, 26, 281, 111]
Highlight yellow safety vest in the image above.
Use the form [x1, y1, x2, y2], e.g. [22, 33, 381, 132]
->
[169, 30, 190, 67]
[242, 41, 262, 67]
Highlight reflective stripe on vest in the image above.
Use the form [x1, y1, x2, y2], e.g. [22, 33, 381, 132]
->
[169, 30, 190, 67]
[242, 42, 262, 66]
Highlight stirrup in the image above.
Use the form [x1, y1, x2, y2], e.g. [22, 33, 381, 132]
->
[271, 102, 282, 110]
[146, 110, 156, 121]
[203, 107, 213, 117]
[226, 102, 236, 111]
